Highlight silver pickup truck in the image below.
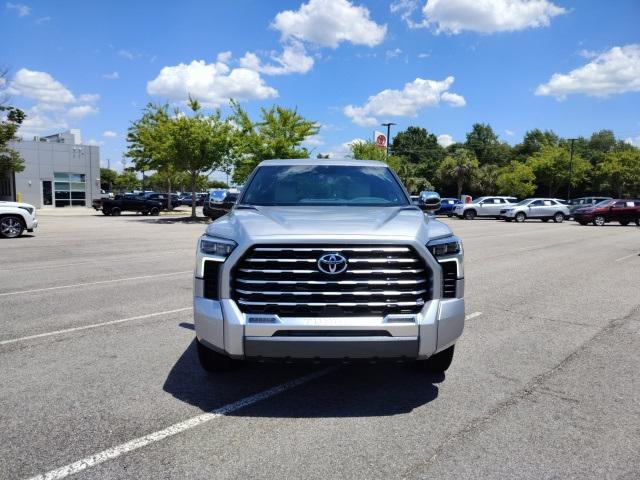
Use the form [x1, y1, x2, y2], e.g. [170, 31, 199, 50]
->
[193, 159, 465, 374]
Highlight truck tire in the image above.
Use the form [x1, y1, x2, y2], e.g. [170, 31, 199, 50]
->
[464, 209, 476, 220]
[150, 207, 160, 216]
[553, 212, 564, 223]
[196, 339, 240, 373]
[415, 345, 455, 373]
[111, 207, 121, 216]
[0, 215, 25, 238]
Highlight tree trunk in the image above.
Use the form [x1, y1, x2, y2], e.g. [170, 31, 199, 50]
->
[166, 178, 172, 210]
[191, 172, 197, 218]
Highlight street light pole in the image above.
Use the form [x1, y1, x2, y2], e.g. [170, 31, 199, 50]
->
[567, 138, 576, 202]
[381, 122, 396, 157]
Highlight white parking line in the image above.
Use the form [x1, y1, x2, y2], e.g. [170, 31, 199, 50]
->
[0, 271, 192, 297]
[614, 253, 638, 262]
[24, 367, 335, 480]
[0, 307, 192, 346]
[466, 312, 482, 320]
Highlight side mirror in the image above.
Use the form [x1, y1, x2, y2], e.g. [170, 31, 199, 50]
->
[418, 191, 441, 212]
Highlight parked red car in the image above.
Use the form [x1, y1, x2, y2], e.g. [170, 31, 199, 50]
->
[573, 199, 640, 226]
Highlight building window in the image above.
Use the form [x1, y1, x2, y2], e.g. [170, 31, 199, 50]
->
[54, 172, 86, 207]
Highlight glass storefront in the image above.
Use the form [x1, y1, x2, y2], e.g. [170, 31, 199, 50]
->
[54, 172, 86, 207]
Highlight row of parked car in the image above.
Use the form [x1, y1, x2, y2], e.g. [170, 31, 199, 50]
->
[436, 195, 640, 226]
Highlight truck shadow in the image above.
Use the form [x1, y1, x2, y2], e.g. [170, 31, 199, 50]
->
[163, 339, 441, 418]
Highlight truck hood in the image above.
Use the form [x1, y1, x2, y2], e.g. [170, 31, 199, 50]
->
[205, 205, 452, 242]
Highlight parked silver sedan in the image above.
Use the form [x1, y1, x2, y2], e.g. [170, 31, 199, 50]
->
[501, 198, 570, 223]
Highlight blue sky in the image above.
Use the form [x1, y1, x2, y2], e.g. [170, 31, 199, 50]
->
[2, 0, 640, 172]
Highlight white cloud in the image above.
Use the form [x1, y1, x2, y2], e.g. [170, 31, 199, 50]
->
[272, 0, 386, 48]
[304, 135, 324, 147]
[102, 130, 117, 138]
[147, 59, 278, 107]
[505, 129, 514, 136]
[240, 42, 314, 75]
[344, 76, 465, 126]
[536, 44, 640, 100]
[418, 52, 430, 59]
[102, 71, 120, 80]
[323, 137, 366, 158]
[625, 135, 640, 147]
[1, 68, 103, 137]
[6, 2, 30, 17]
[437, 134, 454, 148]
[117, 49, 135, 60]
[6, 68, 75, 105]
[393, 0, 565, 34]
[18, 111, 68, 139]
[385, 48, 403, 60]
[35, 16, 51, 24]
[67, 105, 99, 119]
[217, 51, 232, 63]
[86, 138, 105, 146]
[78, 93, 100, 103]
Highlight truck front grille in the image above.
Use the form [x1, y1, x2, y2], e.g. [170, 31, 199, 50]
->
[232, 244, 432, 317]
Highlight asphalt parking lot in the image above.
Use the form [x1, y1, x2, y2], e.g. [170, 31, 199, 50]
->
[1, 211, 639, 480]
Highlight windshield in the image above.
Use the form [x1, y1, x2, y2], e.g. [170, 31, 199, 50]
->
[210, 190, 227, 201]
[515, 199, 532, 206]
[241, 165, 409, 207]
[593, 199, 612, 208]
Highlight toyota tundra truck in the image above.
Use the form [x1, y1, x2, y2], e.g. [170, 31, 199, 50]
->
[193, 159, 465, 374]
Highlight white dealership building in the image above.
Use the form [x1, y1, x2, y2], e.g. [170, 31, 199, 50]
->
[0, 130, 101, 208]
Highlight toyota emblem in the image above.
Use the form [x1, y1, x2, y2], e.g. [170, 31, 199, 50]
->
[317, 252, 348, 275]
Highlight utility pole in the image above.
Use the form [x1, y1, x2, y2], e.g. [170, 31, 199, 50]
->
[567, 138, 576, 201]
[381, 122, 396, 157]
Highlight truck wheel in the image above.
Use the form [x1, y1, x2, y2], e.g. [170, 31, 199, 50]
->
[464, 209, 476, 220]
[553, 212, 564, 223]
[415, 345, 455, 373]
[515, 212, 526, 222]
[619, 220, 629, 226]
[0, 215, 25, 238]
[150, 207, 160, 216]
[111, 207, 121, 216]
[196, 339, 240, 373]
[593, 215, 605, 226]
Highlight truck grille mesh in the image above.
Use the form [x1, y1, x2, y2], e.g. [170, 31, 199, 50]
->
[231, 244, 432, 317]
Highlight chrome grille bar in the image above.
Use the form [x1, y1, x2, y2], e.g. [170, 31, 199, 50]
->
[238, 268, 425, 274]
[245, 258, 417, 264]
[236, 289, 428, 296]
[236, 278, 426, 285]
[253, 247, 410, 252]
[238, 300, 425, 307]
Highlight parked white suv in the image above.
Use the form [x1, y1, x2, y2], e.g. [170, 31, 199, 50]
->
[0, 201, 38, 238]
[454, 196, 518, 220]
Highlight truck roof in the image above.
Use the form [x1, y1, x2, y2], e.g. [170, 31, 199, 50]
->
[257, 158, 388, 168]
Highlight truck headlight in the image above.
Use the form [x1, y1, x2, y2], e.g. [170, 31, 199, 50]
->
[200, 236, 237, 258]
[427, 237, 462, 257]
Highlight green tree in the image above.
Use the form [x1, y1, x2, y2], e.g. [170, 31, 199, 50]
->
[113, 170, 141, 191]
[100, 168, 118, 191]
[496, 161, 536, 198]
[473, 164, 501, 195]
[594, 149, 640, 197]
[437, 148, 479, 198]
[391, 126, 445, 181]
[230, 101, 319, 183]
[126, 103, 175, 207]
[527, 145, 591, 197]
[465, 123, 510, 166]
[512, 129, 559, 160]
[169, 99, 233, 217]
[0, 105, 26, 177]
[350, 140, 387, 161]
[207, 179, 229, 189]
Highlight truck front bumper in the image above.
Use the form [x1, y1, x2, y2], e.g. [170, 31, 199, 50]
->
[194, 291, 465, 360]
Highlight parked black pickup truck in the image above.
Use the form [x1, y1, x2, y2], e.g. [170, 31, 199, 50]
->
[102, 194, 162, 216]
